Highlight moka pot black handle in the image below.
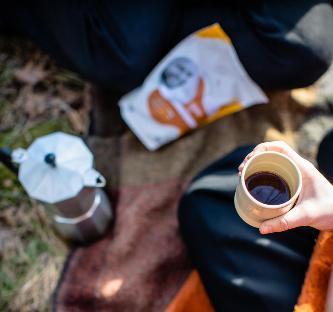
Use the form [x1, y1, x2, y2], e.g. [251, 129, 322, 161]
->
[0, 147, 19, 175]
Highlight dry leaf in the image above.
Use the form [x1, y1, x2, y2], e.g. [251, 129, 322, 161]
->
[13, 86, 49, 119]
[14, 60, 49, 85]
[56, 84, 83, 109]
[67, 109, 88, 134]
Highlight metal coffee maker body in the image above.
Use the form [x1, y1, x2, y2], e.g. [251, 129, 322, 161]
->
[1, 132, 113, 244]
[52, 184, 112, 244]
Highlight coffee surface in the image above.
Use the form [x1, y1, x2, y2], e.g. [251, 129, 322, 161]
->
[245, 171, 291, 205]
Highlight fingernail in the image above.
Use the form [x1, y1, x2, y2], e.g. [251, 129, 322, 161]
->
[260, 225, 272, 234]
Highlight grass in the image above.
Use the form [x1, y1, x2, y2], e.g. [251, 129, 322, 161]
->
[0, 36, 85, 311]
[0, 152, 67, 311]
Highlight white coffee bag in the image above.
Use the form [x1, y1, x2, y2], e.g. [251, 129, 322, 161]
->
[119, 23, 268, 151]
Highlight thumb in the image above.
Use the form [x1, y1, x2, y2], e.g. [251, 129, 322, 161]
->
[259, 206, 307, 234]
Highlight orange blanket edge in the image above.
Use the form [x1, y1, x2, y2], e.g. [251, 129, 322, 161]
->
[295, 231, 333, 312]
[165, 270, 214, 312]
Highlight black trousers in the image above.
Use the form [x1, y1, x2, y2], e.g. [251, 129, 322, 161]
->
[1, 1, 333, 93]
[178, 146, 319, 312]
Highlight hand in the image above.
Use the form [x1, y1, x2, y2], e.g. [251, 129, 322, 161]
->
[238, 141, 333, 234]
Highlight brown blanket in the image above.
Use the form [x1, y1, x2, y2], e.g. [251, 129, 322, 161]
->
[54, 92, 316, 311]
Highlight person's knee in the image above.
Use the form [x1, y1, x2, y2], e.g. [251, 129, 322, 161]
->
[285, 47, 332, 88]
[282, 3, 333, 87]
[248, 2, 333, 89]
[291, 33, 333, 87]
[259, 31, 333, 89]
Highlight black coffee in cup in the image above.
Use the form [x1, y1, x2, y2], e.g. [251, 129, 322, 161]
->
[245, 171, 291, 205]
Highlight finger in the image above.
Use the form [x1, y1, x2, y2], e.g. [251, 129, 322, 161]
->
[239, 141, 295, 174]
[238, 152, 254, 172]
[238, 162, 245, 173]
[239, 141, 304, 176]
[259, 206, 308, 234]
[253, 141, 303, 164]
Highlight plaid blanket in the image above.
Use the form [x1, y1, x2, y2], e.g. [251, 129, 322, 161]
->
[54, 92, 308, 311]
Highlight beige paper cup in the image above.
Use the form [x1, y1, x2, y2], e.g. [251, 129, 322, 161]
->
[234, 151, 302, 228]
